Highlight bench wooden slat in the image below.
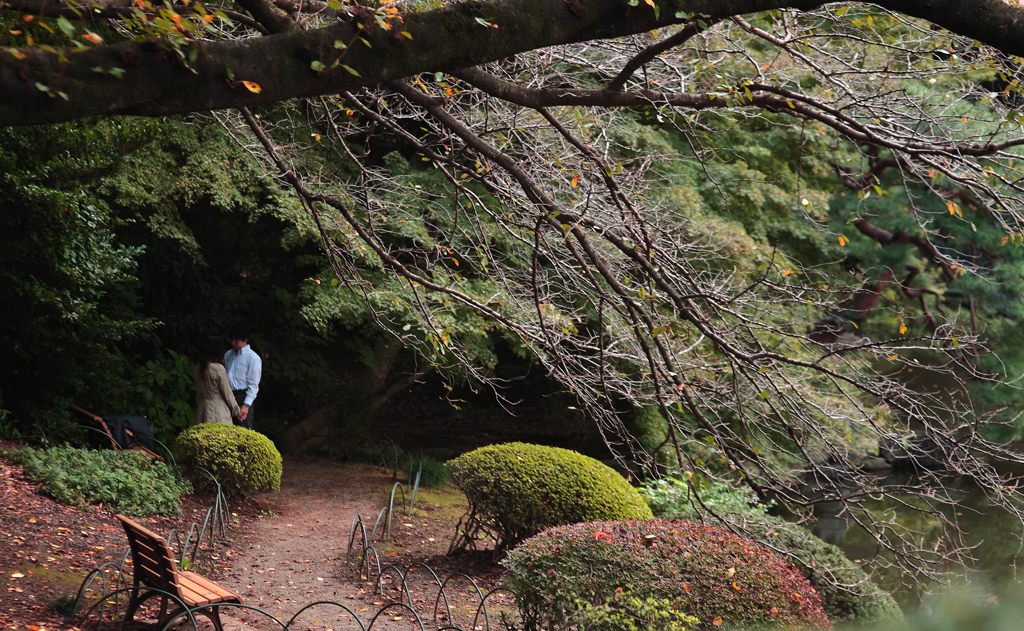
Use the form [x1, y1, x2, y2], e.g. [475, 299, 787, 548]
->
[180, 571, 240, 600]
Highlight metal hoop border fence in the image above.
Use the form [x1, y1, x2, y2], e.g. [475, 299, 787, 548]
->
[65, 444, 520, 631]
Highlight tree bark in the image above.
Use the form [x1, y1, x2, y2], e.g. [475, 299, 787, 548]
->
[3, 0, 1023, 126]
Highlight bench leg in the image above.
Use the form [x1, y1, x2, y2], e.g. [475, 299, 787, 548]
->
[123, 589, 162, 628]
[163, 604, 227, 631]
[199, 606, 227, 631]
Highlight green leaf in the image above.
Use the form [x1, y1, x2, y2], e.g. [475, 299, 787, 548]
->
[759, 390, 770, 399]
[328, 0, 342, 8]
[675, 10, 688, 19]
[651, 326, 666, 337]
[341, 64, 361, 77]
[834, 6, 849, 16]
[334, 39, 347, 49]
[310, 60, 327, 72]
[435, 72, 444, 82]
[57, 16, 76, 38]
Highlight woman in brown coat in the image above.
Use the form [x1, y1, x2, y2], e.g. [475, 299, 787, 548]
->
[195, 336, 240, 425]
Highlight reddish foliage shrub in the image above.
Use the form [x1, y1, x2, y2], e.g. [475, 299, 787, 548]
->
[503, 518, 832, 630]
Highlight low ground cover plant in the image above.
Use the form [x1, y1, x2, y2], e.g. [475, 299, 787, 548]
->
[404, 453, 452, 488]
[176, 424, 282, 496]
[10, 445, 191, 516]
[446, 442, 651, 553]
[641, 476, 902, 625]
[503, 518, 832, 630]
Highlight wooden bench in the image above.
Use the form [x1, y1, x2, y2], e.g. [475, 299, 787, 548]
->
[117, 514, 242, 631]
[70, 406, 164, 462]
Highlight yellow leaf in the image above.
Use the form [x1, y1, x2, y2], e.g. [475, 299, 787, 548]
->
[571, 175, 579, 187]
[242, 81, 262, 93]
[899, 321, 907, 335]
[887, 355, 898, 361]
[644, 0, 654, 5]
[82, 32, 103, 44]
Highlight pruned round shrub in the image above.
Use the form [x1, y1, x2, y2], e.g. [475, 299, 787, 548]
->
[639, 478, 901, 625]
[746, 513, 902, 626]
[502, 519, 833, 631]
[176, 424, 282, 496]
[11, 445, 191, 517]
[446, 442, 652, 553]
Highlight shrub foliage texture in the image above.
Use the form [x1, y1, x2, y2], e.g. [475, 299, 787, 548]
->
[502, 519, 832, 630]
[175, 424, 282, 496]
[446, 442, 651, 553]
[640, 477, 901, 625]
[11, 445, 191, 517]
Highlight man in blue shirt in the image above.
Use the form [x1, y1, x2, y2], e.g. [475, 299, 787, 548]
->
[224, 325, 262, 430]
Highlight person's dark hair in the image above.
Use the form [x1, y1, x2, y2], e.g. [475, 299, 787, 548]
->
[199, 336, 225, 377]
[228, 324, 250, 342]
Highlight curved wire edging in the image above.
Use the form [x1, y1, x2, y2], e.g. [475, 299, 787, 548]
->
[66, 460, 519, 631]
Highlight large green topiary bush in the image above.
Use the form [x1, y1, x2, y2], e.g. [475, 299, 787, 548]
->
[640, 477, 902, 626]
[446, 442, 652, 553]
[503, 519, 833, 631]
[176, 424, 282, 496]
[10, 445, 191, 517]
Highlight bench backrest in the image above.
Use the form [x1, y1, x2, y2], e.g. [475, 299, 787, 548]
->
[117, 514, 179, 591]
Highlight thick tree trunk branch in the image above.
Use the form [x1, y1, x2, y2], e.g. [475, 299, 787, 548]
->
[233, 0, 298, 33]
[4, 0, 1024, 126]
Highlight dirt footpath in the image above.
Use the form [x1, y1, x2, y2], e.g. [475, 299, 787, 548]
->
[219, 457, 511, 631]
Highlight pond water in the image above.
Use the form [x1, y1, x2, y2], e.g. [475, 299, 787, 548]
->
[808, 471, 1024, 608]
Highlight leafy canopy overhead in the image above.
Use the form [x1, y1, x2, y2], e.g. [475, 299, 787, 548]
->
[8, 0, 1024, 592]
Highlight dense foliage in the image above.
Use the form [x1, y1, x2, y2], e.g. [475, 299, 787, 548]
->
[567, 596, 699, 631]
[447, 443, 652, 552]
[10, 445, 191, 517]
[641, 477, 902, 625]
[503, 519, 832, 630]
[0, 121, 154, 432]
[176, 424, 282, 496]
